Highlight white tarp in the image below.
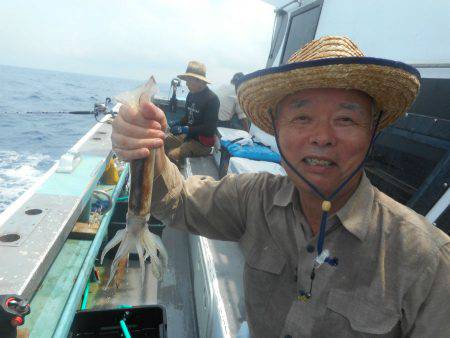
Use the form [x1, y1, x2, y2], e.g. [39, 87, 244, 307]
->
[217, 126, 279, 152]
[250, 124, 279, 153]
[228, 157, 286, 176]
[217, 127, 251, 142]
[216, 126, 284, 175]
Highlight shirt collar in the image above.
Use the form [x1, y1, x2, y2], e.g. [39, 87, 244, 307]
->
[336, 173, 374, 242]
[274, 173, 374, 241]
[273, 178, 296, 207]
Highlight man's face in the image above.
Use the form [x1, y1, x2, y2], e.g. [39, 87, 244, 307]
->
[185, 77, 205, 93]
[276, 88, 373, 197]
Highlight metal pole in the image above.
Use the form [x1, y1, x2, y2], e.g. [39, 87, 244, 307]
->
[426, 187, 450, 223]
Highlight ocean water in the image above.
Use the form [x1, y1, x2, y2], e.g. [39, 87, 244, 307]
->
[0, 64, 175, 213]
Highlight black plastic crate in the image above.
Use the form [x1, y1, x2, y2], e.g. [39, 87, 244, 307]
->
[69, 305, 167, 337]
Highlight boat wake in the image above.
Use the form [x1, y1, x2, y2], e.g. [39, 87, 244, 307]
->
[0, 150, 54, 213]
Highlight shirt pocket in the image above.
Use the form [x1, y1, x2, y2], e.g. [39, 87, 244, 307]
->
[244, 240, 287, 312]
[246, 240, 286, 274]
[326, 289, 400, 335]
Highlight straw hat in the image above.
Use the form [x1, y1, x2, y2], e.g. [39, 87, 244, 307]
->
[178, 60, 210, 84]
[236, 36, 421, 134]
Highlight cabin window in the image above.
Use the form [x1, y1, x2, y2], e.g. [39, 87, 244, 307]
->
[367, 78, 450, 234]
[408, 78, 450, 120]
[281, 0, 323, 65]
[266, 10, 288, 67]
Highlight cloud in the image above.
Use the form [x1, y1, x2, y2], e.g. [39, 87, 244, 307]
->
[0, 0, 274, 84]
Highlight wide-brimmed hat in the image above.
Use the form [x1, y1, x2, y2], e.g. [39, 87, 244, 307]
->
[178, 60, 210, 84]
[236, 36, 421, 134]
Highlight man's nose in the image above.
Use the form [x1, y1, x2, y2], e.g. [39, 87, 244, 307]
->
[308, 122, 336, 147]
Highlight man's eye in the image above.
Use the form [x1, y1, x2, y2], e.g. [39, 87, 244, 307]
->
[293, 115, 310, 122]
[337, 116, 355, 124]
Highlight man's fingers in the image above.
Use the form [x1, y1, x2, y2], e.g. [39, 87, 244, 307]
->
[118, 104, 157, 129]
[113, 147, 150, 161]
[118, 102, 167, 130]
[113, 101, 167, 163]
[140, 102, 168, 130]
[111, 133, 164, 151]
[112, 115, 165, 139]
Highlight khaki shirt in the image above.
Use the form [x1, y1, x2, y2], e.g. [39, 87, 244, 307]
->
[152, 161, 450, 338]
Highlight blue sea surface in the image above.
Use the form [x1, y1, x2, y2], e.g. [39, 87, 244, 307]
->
[0, 64, 179, 212]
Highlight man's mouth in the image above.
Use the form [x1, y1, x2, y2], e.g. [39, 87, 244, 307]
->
[302, 157, 335, 167]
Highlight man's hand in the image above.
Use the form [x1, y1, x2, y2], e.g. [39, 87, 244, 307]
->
[170, 125, 189, 135]
[111, 102, 167, 161]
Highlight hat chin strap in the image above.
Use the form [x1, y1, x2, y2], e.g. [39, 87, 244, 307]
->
[269, 109, 383, 299]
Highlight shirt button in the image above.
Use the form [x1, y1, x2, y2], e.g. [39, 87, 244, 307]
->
[306, 244, 315, 253]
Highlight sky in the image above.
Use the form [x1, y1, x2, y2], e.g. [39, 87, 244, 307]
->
[0, 0, 275, 84]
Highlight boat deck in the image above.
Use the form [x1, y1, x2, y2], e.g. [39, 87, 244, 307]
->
[13, 148, 245, 337]
[91, 156, 246, 338]
[95, 224, 199, 338]
[185, 157, 246, 338]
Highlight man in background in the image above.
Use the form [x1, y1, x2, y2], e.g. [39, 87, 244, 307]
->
[166, 60, 219, 164]
[216, 72, 249, 131]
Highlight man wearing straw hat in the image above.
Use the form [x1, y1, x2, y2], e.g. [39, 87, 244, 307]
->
[111, 36, 450, 337]
[165, 60, 219, 165]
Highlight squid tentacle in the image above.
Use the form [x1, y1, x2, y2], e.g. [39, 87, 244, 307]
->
[151, 232, 168, 270]
[141, 229, 163, 280]
[105, 233, 136, 287]
[144, 231, 168, 279]
[102, 224, 168, 286]
[100, 229, 125, 264]
[135, 240, 146, 286]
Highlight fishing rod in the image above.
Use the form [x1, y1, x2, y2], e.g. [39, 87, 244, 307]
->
[41, 97, 113, 116]
[68, 97, 117, 122]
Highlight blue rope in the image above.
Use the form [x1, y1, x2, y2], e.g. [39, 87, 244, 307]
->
[269, 109, 383, 257]
[316, 208, 328, 254]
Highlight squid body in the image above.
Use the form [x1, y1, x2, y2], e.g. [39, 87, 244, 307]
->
[101, 77, 168, 287]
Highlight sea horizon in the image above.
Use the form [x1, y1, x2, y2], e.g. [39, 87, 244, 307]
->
[0, 63, 148, 83]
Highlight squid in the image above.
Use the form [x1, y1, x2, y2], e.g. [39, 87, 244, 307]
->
[101, 77, 168, 287]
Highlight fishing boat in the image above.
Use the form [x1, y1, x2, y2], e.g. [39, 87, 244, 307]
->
[1, 1, 449, 337]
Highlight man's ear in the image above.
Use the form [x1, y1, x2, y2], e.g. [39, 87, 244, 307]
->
[268, 106, 277, 125]
[274, 104, 284, 126]
[370, 101, 378, 132]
